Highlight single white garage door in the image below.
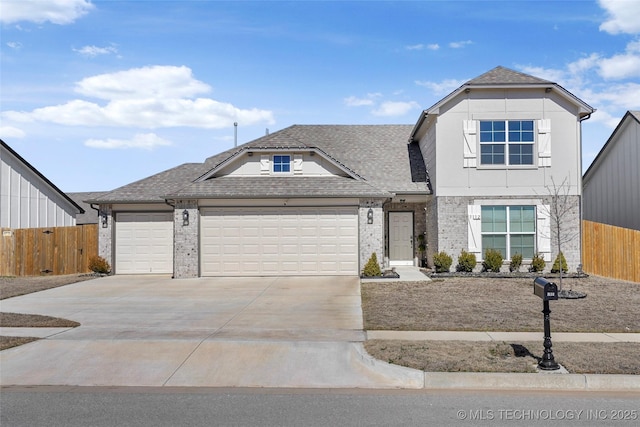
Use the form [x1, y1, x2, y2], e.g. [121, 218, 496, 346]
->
[115, 212, 174, 274]
[200, 207, 358, 276]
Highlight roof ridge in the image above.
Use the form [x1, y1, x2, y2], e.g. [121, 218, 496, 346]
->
[466, 65, 552, 85]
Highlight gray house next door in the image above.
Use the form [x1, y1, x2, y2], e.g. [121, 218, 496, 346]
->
[389, 212, 413, 265]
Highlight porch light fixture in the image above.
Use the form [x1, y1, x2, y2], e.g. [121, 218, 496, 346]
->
[182, 209, 189, 226]
[367, 208, 374, 224]
[100, 212, 108, 228]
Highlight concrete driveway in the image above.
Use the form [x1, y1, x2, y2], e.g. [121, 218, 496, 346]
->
[1, 275, 421, 388]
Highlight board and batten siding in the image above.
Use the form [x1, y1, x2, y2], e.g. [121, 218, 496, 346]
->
[1, 144, 78, 228]
[583, 113, 640, 231]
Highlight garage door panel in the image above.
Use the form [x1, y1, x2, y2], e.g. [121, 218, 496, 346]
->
[201, 207, 358, 276]
[115, 212, 173, 274]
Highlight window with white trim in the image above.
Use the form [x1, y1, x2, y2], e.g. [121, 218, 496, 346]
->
[272, 155, 291, 173]
[479, 120, 534, 166]
[481, 205, 536, 259]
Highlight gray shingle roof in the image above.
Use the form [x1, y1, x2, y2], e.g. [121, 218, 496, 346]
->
[67, 192, 108, 224]
[89, 124, 429, 203]
[87, 163, 212, 203]
[168, 176, 392, 198]
[466, 66, 552, 86]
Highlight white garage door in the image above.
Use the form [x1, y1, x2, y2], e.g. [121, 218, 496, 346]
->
[115, 212, 174, 274]
[200, 207, 358, 276]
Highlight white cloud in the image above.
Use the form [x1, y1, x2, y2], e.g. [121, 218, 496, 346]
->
[449, 40, 473, 49]
[2, 65, 275, 129]
[415, 78, 466, 95]
[599, 0, 640, 34]
[427, 44, 440, 51]
[405, 44, 424, 51]
[0, 126, 26, 139]
[0, 0, 94, 25]
[75, 65, 211, 100]
[73, 45, 118, 57]
[598, 40, 640, 79]
[344, 93, 381, 107]
[372, 101, 420, 117]
[84, 133, 172, 150]
[6, 41, 22, 50]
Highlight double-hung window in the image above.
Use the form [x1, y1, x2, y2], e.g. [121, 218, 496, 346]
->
[479, 120, 534, 166]
[481, 206, 536, 259]
[272, 155, 291, 173]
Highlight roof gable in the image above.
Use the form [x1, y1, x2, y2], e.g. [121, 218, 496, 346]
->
[1, 139, 84, 214]
[466, 66, 552, 85]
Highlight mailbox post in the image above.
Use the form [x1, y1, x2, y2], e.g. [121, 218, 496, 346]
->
[533, 277, 560, 370]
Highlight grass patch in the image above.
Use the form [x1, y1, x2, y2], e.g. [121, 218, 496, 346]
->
[361, 276, 640, 333]
[0, 336, 39, 351]
[365, 340, 640, 375]
[0, 312, 79, 328]
[1, 274, 96, 300]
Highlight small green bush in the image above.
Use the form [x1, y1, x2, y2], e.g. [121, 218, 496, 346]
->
[530, 253, 546, 272]
[362, 252, 382, 277]
[88, 255, 111, 274]
[456, 250, 476, 272]
[551, 252, 568, 273]
[510, 253, 523, 272]
[482, 249, 503, 273]
[433, 251, 453, 273]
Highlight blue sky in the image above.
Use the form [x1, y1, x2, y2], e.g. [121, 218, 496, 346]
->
[1, 0, 639, 192]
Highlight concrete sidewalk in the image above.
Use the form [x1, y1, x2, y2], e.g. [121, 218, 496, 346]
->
[367, 330, 640, 342]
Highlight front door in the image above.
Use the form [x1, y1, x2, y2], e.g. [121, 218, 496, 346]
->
[389, 212, 414, 265]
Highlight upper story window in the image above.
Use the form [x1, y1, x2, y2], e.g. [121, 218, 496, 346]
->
[479, 120, 534, 166]
[272, 155, 291, 173]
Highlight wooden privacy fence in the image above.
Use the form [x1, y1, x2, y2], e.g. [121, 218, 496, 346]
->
[582, 220, 640, 283]
[0, 225, 98, 277]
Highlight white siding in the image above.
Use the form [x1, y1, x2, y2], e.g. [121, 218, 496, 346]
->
[430, 89, 582, 198]
[1, 144, 77, 228]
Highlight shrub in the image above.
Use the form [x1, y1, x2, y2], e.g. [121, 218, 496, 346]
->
[510, 253, 523, 272]
[530, 253, 546, 272]
[551, 252, 568, 273]
[433, 251, 452, 273]
[482, 249, 503, 273]
[456, 250, 476, 272]
[362, 252, 382, 277]
[88, 255, 111, 274]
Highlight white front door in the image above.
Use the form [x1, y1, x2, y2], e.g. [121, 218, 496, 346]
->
[389, 212, 414, 265]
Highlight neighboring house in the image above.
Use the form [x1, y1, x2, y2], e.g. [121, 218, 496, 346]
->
[89, 66, 593, 277]
[583, 111, 640, 231]
[68, 192, 108, 225]
[1, 139, 84, 228]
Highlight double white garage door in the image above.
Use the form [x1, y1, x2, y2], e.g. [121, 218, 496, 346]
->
[200, 207, 358, 276]
[115, 207, 358, 276]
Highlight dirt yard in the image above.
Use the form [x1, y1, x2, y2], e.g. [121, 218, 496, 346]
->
[362, 276, 640, 333]
[362, 275, 640, 374]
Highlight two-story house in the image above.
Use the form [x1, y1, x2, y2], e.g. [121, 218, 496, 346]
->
[411, 66, 594, 270]
[88, 66, 593, 277]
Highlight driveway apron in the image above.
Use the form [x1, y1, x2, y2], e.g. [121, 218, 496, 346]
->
[0, 276, 421, 388]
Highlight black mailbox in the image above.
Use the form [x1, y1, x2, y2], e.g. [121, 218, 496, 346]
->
[534, 277, 558, 301]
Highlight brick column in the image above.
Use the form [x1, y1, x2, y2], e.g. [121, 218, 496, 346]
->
[174, 199, 199, 278]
